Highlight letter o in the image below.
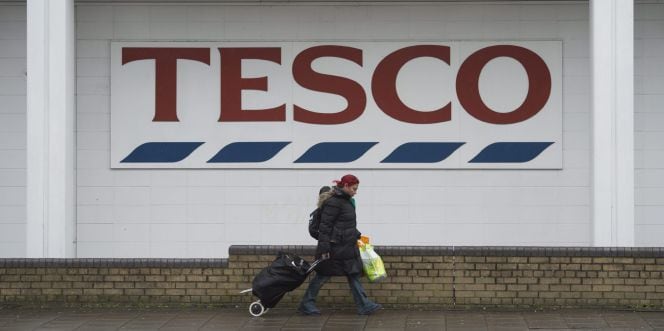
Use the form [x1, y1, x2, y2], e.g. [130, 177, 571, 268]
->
[456, 45, 551, 124]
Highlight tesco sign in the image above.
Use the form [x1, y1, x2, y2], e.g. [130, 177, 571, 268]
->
[111, 41, 561, 169]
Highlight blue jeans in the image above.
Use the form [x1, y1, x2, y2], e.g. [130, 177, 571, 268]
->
[299, 273, 380, 314]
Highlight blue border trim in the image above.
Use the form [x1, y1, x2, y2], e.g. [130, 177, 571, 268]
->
[208, 142, 290, 163]
[382, 142, 465, 163]
[469, 142, 554, 163]
[294, 142, 378, 163]
[121, 142, 204, 163]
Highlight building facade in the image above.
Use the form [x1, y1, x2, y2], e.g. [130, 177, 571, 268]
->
[0, 0, 662, 258]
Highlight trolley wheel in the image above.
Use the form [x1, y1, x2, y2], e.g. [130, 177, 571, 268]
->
[249, 301, 265, 317]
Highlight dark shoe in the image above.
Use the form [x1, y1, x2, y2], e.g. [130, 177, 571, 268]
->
[358, 303, 382, 315]
[297, 305, 321, 316]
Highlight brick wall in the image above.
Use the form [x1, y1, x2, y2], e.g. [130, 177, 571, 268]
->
[451, 249, 664, 309]
[0, 259, 229, 306]
[1, 246, 664, 309]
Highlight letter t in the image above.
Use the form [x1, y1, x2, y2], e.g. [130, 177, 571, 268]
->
[122, 48, 210, 122]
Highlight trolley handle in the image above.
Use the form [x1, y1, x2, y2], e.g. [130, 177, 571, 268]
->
[306, 256, 328, 274]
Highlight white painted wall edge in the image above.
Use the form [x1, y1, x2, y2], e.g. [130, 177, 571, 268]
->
[591, 0, 634, 246]
[26, 0, 77, 257]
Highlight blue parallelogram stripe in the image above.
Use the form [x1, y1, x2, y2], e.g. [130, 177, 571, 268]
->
[121, 142, 204, 163]
[469, 142, 554, 163]
[381, 142, 465, 163]
[208, 142, 290, 163]
[295, 142, 378, 163]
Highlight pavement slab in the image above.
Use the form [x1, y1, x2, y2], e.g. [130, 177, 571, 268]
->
[0, 307, 662, 330]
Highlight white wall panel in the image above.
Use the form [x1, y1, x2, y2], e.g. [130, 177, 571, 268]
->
[150, 223, 186, 242]
[0, 95, 26, 114]
[0, 21, 25, 40]
[114, 205, 150, 223]
[76, 242, 114, 257]
[0, 5, 26, 257]
[0, 170, 25, 187]
[635, 3, 664, 246]
[78, 223, 113, 242]
[149, 242, 187, 257]
[113, 242, 150, 257]
[0, 77, 26, 95]
[0, 243, 24, 257]
[186, 243, 228, 258]
[115, 171, 151, 187]
[66, 2, 661, 257]
[0, 150, 25, 168]
[636, 225, 664, 246]
[150, 205, 187, 224]
[77, 205, 114, 223]
[77, 150, 109, 169]
[0, 59, 25, 77]
[186, 223, 225, 242]
[76, 132, 109, 151]
[0, 39, 25, 58]
[77, 40, 109, 58]
[114, 187, 151, 205]
[76, 77, 108, 95]
[77, 187, 114, 205]
[76, 21, 113, 39]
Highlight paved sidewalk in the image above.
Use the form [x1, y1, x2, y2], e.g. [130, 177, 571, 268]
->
[1, 306, 664, 331]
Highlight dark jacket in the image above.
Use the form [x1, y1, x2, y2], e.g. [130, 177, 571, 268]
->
[315, 187, 363, 276]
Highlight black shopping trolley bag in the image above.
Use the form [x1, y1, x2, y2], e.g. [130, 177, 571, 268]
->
[251, 252, 312, 308]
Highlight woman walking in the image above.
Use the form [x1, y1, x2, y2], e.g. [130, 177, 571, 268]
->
[298, 174, 382, 316]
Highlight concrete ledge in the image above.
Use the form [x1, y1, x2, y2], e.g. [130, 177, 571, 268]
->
[230, 245, 664, 257]
[0, 258, 228, 268]
[454, 246, 664, 257]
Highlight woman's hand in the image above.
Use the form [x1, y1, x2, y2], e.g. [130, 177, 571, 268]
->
[317, 241, 330, 258]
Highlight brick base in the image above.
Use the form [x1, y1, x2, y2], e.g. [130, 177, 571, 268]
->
[1, 246, 664, 309]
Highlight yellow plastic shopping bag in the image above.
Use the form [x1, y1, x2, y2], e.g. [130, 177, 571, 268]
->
[359, 243, 387, 282]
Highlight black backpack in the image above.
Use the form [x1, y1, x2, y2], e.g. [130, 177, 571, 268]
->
[307, 208, 322, 240]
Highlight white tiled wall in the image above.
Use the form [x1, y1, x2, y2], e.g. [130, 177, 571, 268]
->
[635, 3, 664, 246]
[73, 2, 597, 258]
[1, 2, 658, 258]
[0, 5, 26, 258]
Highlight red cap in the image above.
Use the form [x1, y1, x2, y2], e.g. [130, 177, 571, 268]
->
[333, 174, 360, 187]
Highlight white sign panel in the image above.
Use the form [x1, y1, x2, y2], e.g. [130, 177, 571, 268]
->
[111, 41, 562, 169]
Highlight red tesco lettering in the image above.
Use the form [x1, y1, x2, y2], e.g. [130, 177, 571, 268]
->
[122, 45, 551, 125]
